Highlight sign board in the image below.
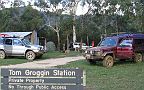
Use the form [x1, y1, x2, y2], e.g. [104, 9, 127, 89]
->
[1, 68, 86, 90]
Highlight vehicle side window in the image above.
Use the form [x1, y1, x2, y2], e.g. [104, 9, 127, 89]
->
[119, 39, 132, 47]
[13, 39, 23, 46]
[5, 39, 12, 45]
[134, 39, 144, 47]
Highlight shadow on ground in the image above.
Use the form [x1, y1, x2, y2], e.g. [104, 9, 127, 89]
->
[85, 60, 137, 67]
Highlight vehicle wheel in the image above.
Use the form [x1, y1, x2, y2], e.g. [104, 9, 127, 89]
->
[103, 55, 114, 67]
[0, 50, 6, 59]
[87, 59, 96, 65]
[26, 51, 36, 61]
[134, 53, 142, 63]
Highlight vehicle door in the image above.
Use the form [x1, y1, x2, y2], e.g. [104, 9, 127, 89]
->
[3, 39, 13, 55]
[116, 38, 133, 59]
[12, 39, 26, 55]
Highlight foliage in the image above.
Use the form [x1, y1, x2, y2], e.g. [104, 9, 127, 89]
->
[0, 6, 43, 32]
[46, 41, 56, 51]
[20, 6, 44, 31]
[59, 15, 73, 43]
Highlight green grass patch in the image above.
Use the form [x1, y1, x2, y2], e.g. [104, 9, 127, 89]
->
[57, 60, 144, 90]
[0, 51, 81, 66]
[41, 51, 81, 59]
[0, 57, 27, 66]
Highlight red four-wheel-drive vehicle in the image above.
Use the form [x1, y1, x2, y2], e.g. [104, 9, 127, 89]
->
[84, 34, 144, 67]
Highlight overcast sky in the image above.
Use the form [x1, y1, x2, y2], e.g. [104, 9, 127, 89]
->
[2, 0, 89, 16]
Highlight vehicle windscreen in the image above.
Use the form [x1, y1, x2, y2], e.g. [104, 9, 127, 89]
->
[99, 38, 116, 47]
[0, 38, 3, 44]
[22, 39, 31, 46]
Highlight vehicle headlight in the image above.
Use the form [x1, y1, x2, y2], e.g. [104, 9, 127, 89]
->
[95, 51, 102, 56]
[90, 51, 93, 54]
[85, 50, 88, 53]
[35, 48, 40, 51]
[36, 47, 40, 51]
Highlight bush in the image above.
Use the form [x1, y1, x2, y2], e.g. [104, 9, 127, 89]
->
[46, 41, 56, 51]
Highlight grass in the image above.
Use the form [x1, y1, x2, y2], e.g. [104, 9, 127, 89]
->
[42, 51, 81, 59]
[57, 60, 144, 90]
[0, 51, 81, 66]
[0, 57, 27, 66]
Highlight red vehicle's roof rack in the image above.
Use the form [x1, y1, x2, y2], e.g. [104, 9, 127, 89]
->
[0, 34, 10, 37]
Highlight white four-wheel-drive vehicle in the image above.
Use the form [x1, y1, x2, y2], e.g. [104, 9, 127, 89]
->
[69, 42, 91, 50]
[0, 37, 44, 61]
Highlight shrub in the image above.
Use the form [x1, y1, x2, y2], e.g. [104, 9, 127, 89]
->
[46, 41, 56, 51]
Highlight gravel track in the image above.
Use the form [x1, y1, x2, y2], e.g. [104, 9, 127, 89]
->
[0, 56, 85, 68]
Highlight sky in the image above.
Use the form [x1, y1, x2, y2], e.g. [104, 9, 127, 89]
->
[1, 0, 89, 16]
[76, 1, 89, 15]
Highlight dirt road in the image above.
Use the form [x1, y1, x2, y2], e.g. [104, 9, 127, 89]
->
[0, 56, 85, 68]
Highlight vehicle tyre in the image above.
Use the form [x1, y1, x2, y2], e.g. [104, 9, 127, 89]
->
[0, 50, 6, 59]
[26, 51, 36, 61]
[87, 59, 96, 65]
[134, 53, 142, 63]
[103, 55, 114, 67]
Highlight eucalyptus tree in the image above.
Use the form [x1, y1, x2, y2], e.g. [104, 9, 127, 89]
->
[6, 0, 24, 32]
[0, 0, 5, 10]
[91, 0, 113, 36]
[0, 8, 12, 32]
[115, 0, 144, 32]
[70, 0, 80, 43]
[13, 0, 25, 7]
[0, 0, 10, 32]
[62, 0, 81, 43]
[20, 6, 43, 31]
[78, 0, 94, 45]
[137, 0, 144, 32]
[34, 0, 64, 51]
[59, 16, 73, 50]
[91, 0, 140, 35]
[0, 0, 25, 32]
[111, 0, 144, 33]
[49, 0, 64, 51]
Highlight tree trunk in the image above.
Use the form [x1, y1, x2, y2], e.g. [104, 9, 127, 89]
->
[66, 34, 69, 50]
[73, 15, 76, 43]
[56, 31, 60, 51]
[87, 35, 89, 46]
[104, 15, 107, 36]
[116, 16, 119, 35]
